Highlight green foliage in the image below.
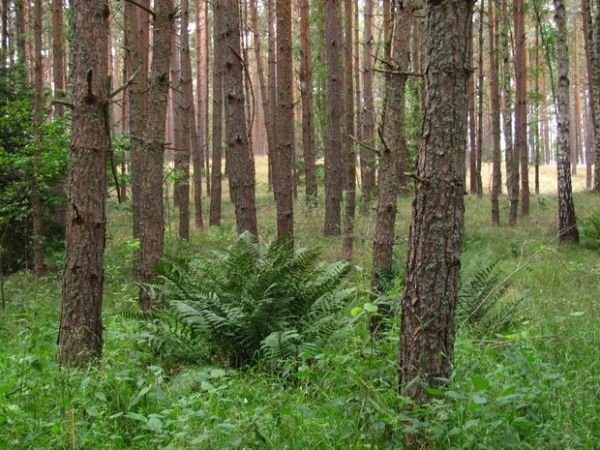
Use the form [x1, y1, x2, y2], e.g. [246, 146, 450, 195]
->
[457, 254, 524, 334]
[578, 211, 600, 248]
[0, 63, 69, 272]
[141, 232, 356, 368]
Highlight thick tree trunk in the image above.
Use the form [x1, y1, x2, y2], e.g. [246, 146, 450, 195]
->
[221, 0, 258, 236]
[399, 0, 473, 412]
[554, 0, 579, 243]
[138, 0, 174, 310]
[58, 0, 109, 366]
[324, 0, 343, 236]
[274, 0, 294, 242]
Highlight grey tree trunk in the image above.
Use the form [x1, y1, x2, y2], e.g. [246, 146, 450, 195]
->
[554, 0, 579, 243]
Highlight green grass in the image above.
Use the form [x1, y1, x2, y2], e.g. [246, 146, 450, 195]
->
[1, 162, 599, 449]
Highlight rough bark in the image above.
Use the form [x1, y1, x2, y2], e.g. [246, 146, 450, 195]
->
[194, 0, 207, 227]
[52, 0, 66, 116]
[554, 0, 579, 243]
[592, 0, 600, 190]
[274, 0, 294, 242]
[138, 0, 174, 310]
[221, 0, 258, 236]
[370, 0, 411, 335]
[399, 0, 473, 411]
[324, 0, 343, 236]
[299, 0, 317, 207]
[581, 0, 595, 189]
[58, 0, 110, 367]
[475, 1, 484, 197]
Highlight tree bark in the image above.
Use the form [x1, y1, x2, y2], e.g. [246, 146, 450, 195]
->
[553, 0, 579, 243]
[274, 0, 294, 242]
[221, 0, 258, 236]
[399, 0, 473, 412]
[324, 0, 343, 236]
[32, 0, 44, 276]
[137, 0, 174, 310]
[489, 0, 502, 226]
[52, 0, 66, 117]
[58, 0, 110, 366]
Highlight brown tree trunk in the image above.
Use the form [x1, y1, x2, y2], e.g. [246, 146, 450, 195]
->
[360, 0, 376, 210]
[514, 0, 530, 214]
[299, 0, 317, 207]
[475, 0, 484, 197]
[581, 0, 595, 189]
[221, 0, 258, 236]
[342, 0, 356, 260]
[592, 0, 600, 190]
[370, 0, 411, 335]
[210, 0, 225, 226]
[489, 0, 502, 225]
[399, 0, 473, 413]
[58, 0, 110, 366]
[1, 0, 8, 64]
[324, 0, 343, 236]
[194, 0, 207, 227]
[554, 0, 579, 243]
[52, 0, 66, 116]
[31, 0, 44, 276]
[175, 0, 191, 240]
[267, 0, 277, 193]
[468, 37, 478, 195]
[274, 0, 294, 242]
[137, 0, 174, 310]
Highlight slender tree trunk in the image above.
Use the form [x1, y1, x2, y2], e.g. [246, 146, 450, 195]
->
[194, 0, 207, 227]
[342, 0, 356, 259]
[274, 0, 294, 242]
[360, 0, 376, 210]
[267, 0, 277, 193]
[175, 0, 191, 240]
[222, 0, 258, 236]
[1, 0, 8, 64]
[554, 0, 579, 243]
[370, 0, 411, 335]
[489, 0, 501, 225]
[514, 0, 530, 214]
[299, 0, 317, 208]
[475, 0, 484, 197]
[210, 0, 224, 226]
[137, 0, 174, 310]
[324, 0, 343, 236]
[52, 0, 66, 116]
[581, 0, 595, 189]
[468, 36, 478, 195]
[572, 26, 582, 176]
[592, 0, 600, 190]
[399, 0, 473, 415]
[58, 0, 110, 366]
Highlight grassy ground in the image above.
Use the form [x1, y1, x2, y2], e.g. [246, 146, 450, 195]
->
[1, 159, 599, 449]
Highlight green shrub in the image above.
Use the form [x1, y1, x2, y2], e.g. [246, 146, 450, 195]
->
[578, 210, 600, 248]
[141, 232, 356, 368]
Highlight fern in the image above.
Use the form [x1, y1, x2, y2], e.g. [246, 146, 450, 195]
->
[142, 232, 356, 368]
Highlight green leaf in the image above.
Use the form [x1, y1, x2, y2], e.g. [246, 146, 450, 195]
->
[471, 375, 490, 391]
[350, 306, 363, 317]
[124, 412, 147, 422]
[363, 302, 378, 313]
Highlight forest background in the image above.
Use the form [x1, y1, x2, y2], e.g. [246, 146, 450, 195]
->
[1, 0, 600, 448]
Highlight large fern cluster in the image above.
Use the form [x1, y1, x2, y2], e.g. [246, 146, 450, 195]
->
[143, 232, 356, 368]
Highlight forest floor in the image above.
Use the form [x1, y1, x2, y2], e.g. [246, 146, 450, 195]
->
[1, 160, 599, 449]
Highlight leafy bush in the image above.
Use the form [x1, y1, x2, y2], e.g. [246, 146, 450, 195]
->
[578, 210, 600, 248]
[141, 232, 356, 368]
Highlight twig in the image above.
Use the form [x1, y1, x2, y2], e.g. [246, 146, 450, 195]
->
[110, 65, 142, 99]
[123, 0, 155, 18]
[349, 135, 380, 157]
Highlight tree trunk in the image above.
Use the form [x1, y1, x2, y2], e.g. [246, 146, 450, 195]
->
[210, 0, 224, 226]
[52, 0, 66, 116]
[514, 0, 530, 214]
[342, 0, 356, 260]
[138, 0, 174, 310]
[267, 0, 277, 193]
[175, 0, 191, 240]
[324, 0, 343, 236]
[31, 0, 44, 276]
[489, 0, 502, 226]
[370, 0, 411, 335]
[194, 0, 207, 227]
[581, 0, 595, 189]
[360, 0, 376, 210]
[553, 0, 579, 243]
[475, 1, 484, 197]
[274, 0, 294, 242]
[299, 0, 317, 208]
[58, 0, 110, 366]
[399, 0, 473, 413]
[592, 0, 600, 190]
[221, 0, 258, 236]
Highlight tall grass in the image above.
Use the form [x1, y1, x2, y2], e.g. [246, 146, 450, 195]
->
[0, 158, 599, 448]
